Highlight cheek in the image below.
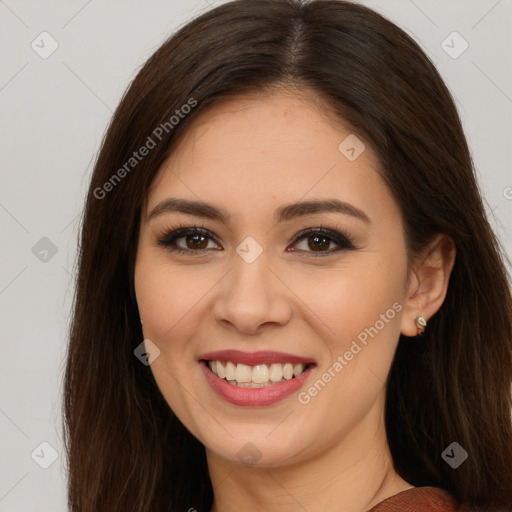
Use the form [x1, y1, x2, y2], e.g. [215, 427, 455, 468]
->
[292, 264, 405, 422]
[292, 259, 405, 342]
[134, 252, 207, 418]
[293, 257, 407, 412]
[134, 251, 198, 344]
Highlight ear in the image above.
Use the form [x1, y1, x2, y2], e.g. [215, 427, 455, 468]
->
[400, 234, 456, 337]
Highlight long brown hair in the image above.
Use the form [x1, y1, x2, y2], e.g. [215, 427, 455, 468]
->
[63, 1, 512, 510]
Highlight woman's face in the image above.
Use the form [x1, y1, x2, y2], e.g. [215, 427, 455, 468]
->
[135, 89, 411, 468]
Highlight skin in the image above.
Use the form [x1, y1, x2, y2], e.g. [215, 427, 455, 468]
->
[134, 87, 455, 512]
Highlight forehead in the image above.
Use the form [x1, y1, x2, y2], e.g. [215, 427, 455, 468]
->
[165, 87, 375, 168]
[146, 89, 395, 226]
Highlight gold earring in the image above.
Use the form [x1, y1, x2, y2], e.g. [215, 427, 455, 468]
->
[416, 315, 427, 336]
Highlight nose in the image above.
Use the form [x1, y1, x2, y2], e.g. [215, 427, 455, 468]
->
[212, 248, 292, 335]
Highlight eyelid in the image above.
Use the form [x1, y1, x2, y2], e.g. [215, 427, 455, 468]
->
[156, 224, 220, 250]
[155, 222, 357, 256]
[289, 226, 355, 248]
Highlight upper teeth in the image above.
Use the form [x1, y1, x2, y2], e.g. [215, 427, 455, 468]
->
[208, 361, 307, 383]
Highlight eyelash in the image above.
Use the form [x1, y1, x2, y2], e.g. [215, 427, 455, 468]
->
[156, 222, 357, 258]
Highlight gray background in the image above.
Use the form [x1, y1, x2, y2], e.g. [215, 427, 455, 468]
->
[0, 0, 511, 510]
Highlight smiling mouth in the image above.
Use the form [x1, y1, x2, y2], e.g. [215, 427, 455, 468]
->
[203, 360, 316, 388]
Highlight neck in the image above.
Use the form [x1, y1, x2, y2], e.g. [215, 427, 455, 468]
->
[207, 394, 413, 512]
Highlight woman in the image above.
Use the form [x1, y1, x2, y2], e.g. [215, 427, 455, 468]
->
[62, 1, 512, 511]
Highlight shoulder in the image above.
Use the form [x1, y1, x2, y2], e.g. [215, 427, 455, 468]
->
[368, 486, 462, 512]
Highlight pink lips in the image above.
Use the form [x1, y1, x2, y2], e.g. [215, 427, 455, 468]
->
[198, 350, 317, 407]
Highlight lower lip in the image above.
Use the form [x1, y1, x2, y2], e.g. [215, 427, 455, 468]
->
[199, 360, 316, 406]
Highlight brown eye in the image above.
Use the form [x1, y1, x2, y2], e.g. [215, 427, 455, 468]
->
[288, 228, 355, 258]
[301, 234, 331, 252]
[157, 226, 356, 258]
[184, 233, 209, 250]
[157, 227, 220, 254]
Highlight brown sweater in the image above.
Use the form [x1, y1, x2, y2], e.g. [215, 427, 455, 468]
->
[368, 486, 462, 511]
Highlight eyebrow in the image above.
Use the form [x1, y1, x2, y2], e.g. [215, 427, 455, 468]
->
[147, 198, 370, 224]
